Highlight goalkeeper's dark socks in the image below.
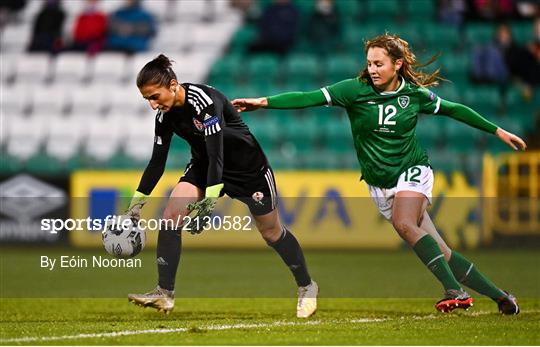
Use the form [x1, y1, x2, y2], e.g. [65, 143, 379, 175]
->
[157, 227, 182, 291]
[448, 251, 505, 300]
[413, 234, 462, 291]
[268, 228, 311, 287]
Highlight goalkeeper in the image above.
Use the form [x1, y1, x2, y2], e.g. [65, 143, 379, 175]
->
[125, 54, 318, 318]
[232, 34, 526, 315]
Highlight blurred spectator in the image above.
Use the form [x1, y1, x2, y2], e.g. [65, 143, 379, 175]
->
[28, 0, 65, 54]
[105, 0, 157, 54]
[438, 0, 466, 27]
[470, 23, 510, 84]
[468, 0, 516, 21]
[516, 0, 540, 19]
[518, 17, 540, 98]
[248, 0, 300, 55]
[306, 0, 341, 56]
[0, 0, 27, 28]
[69, 0, 107, 55]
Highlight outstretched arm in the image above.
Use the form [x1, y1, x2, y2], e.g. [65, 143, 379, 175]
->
[232, 89, 327, 112]
[438, 99, 527, 151]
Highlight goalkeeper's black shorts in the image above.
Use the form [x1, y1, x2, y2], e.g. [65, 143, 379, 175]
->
[179, 161, 278, 216]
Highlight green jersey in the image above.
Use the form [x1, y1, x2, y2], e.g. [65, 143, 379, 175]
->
[322, 77, 439, 188]
[265, 76, 498, 189]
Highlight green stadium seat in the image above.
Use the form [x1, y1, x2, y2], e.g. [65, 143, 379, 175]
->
[512, 21, 533, 45]
[462, 86, 501, 115]
[284, 54, 320, 84]
[421, 24, 461, 51]
[228, 26, 257, 54]
[325, 55, 361, 83]
[247, 54, 281, 84]
[208, 55, 243, 85]
[416, 118, 443, 149]
[466, 23, 495, 44]
[404, 0, 435, 20]
[444, 121, 480, 152]
[366, 0, 401, 19]
[334, 0, 361, 19]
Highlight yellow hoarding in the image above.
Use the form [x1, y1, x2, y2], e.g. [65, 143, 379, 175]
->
[70, 170, 481, 249]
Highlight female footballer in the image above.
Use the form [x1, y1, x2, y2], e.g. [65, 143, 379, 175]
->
[232, 34, 525, 314]
[125, 54, 318, 318]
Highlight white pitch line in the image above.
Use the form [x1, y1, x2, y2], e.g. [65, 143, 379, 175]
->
[2, 310, 531, 344]
[0, 318, 380, 343]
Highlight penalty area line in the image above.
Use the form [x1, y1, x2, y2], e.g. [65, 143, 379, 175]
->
[0, 318, 384, 343]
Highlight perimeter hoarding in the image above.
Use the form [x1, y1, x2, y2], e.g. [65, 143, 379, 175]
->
[70, 170, 482, 249]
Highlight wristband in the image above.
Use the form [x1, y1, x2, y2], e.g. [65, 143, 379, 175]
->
[205, 183, 224, 198]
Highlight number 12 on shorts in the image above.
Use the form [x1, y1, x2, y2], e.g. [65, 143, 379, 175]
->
[404, 166, 421, 183]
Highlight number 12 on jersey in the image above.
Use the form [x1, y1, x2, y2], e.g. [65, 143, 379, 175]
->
[378, 104, 397, 126]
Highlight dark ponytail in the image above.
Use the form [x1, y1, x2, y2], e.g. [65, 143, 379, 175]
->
[136, 54, 177, 88]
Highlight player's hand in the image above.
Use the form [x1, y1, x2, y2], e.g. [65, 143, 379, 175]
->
[183, 198, 217, 234]
[125, 192, 148, 223]
[495, 128, 527, 151]
[231, 97, 268, 112]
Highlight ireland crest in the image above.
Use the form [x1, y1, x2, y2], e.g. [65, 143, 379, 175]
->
[398, 96, 410, 109]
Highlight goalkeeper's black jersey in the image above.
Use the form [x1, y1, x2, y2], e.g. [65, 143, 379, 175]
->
[137, 83, 268, 195]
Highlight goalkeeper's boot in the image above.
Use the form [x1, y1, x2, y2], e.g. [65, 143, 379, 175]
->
[297, 280, 319, 318]
[496, 291, 520, 315]
[435, 289, 473, 313]
[128, 286, 174, 314]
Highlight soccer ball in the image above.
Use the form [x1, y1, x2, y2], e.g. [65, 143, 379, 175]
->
[102, 216, 145, 258]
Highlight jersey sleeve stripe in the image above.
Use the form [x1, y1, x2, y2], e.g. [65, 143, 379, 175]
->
[187, 95, 204, 114]
[434, 96, 441, 114]
[190, 86, 214, 105]
[321, 87, 332, 106]
[188, 90, 209, 108]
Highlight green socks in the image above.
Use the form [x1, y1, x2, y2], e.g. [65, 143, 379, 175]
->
[448, 251, 505, 300]
[413, 234, 462, 291]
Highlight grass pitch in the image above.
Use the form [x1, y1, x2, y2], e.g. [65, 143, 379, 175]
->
[1, 248, 539, 345]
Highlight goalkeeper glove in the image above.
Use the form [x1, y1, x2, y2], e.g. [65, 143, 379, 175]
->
[125, 191, 148, 222]
[183, 183, 223, 234]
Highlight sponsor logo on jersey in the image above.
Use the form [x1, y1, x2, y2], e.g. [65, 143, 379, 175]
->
[193, 118, 204, 131]
[398, 96, 410, 108]
[203, 115, 219, 127]
[252, 191, 264, 205]
[367, 101, 376, 104]
[204, 113, 212, 121]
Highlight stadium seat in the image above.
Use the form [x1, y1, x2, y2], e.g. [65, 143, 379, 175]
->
[90, 53, 127, 84]
[32, 84, 69, 115]
[85, 114, 124, 161]
[52, 53, 90, 84]
[0, 24, 32, 53]
[6, 114, 47, 160]
[247, 54, 281, 85]
[45, 114, 85, 161]
[228, 26, 257, 54]
[208, 55, 243, 85]
[466, 23, 495, 44]
[404, 0, 435, 20]
[123, 113, 156, 161]
[0, 82, 32, 118]
[68, 85, 107, 115]
[325, 55, 360, 83]
[14, 53, 54, 84]
[284, 54, 320, 85]
[0, 53, 18, 84]
[421, 24, 461, 51]
[366, 0, 401, 20]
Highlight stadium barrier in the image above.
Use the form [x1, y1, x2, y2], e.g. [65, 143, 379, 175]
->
[482, 151, 540, 244]
[70, 170, 484, 249]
